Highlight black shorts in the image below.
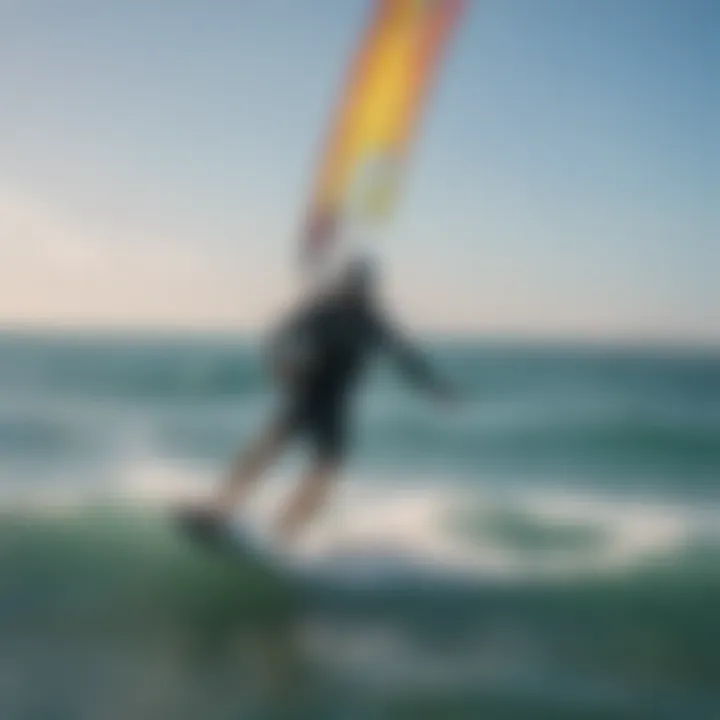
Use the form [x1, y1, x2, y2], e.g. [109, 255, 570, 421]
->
[280, 396, 347, 462]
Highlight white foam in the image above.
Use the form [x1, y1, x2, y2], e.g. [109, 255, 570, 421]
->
[225, 471, 719, 582]
[1, 455, 717, 582]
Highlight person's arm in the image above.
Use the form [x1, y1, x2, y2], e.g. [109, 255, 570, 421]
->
[263, 299, 317, 383]
[265, 298, 322, 382]
[377, 317, 457, 401]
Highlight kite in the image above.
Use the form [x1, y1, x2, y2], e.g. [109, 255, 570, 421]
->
[301, 0, 465, 270]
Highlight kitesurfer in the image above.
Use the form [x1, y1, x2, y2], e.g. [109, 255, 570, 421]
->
[205, 255, 460, 543]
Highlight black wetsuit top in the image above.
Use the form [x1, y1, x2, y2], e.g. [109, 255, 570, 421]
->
[266, 292, 447, 460]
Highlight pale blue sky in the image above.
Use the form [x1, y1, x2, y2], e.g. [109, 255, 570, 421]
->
[0, 0, 717, 343]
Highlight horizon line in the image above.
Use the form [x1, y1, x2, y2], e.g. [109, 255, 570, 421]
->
[1, 320, 718, 357]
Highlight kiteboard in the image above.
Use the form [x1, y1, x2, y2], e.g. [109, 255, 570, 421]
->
[173, 502, 449, 596]
[172, 504, 366, 592]
[172, 504, 285, 573]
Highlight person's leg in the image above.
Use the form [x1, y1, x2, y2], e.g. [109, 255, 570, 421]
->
[274, 403, 345, 542]
[212, 412, 294, 517]
[274, 457, 341, 543]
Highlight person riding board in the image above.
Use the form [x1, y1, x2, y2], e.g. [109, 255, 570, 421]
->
[203, 255, 461, 543]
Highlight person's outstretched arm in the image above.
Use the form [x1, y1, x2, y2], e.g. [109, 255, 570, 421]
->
[377, 316, 458, 401]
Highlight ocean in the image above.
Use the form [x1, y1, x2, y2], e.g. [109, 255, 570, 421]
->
[1, 329, 719, 719]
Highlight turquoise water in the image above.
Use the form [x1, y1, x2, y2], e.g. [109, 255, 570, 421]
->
[1, 330, 719, 718]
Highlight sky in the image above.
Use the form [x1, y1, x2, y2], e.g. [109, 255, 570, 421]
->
[0, 0, 718, 344]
